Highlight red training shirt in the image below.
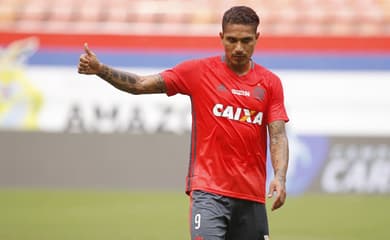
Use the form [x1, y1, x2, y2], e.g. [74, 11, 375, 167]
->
[161, 56, 289, 203]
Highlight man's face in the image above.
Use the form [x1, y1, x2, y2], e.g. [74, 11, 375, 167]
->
[220, 24, 259, 72]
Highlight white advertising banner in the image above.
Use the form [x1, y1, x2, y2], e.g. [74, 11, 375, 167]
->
[2, 64, 390, 136]
[1, 65, 191, 134]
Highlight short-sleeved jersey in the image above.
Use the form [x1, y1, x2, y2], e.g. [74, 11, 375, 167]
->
[161, 56, 289, 203]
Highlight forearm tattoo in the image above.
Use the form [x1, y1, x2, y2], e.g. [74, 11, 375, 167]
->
[269, 121, 289, 183]
[98, 64, 138, 85]
[97, 64, 166, 94]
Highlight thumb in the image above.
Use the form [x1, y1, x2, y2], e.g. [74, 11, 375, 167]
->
[84, 42, 93, 56]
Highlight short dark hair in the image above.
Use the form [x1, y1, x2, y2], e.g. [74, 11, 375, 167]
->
[222, 6, 260, 32]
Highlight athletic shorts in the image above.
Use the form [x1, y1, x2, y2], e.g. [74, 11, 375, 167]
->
[190, 190, 269, 240]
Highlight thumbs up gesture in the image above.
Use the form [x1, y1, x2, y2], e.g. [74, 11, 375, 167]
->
[78, 43, 101, 75]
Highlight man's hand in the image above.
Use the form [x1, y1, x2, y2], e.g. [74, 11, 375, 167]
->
[267, 177, 287, 211]
[78, 43, 101, 75]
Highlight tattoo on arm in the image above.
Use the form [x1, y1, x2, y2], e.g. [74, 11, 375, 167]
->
[148, 74, 166, 93]
[98, 64, 138, 84]
[269, 121, 289, 183]
[97, 64, 166, 94]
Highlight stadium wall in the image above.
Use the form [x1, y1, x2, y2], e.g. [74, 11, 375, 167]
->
[0, 131, 189, 190]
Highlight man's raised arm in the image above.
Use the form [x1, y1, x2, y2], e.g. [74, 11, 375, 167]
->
[78, 43, 166, 94]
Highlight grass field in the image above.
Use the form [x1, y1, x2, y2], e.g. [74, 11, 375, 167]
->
[0, 189, 388, 240]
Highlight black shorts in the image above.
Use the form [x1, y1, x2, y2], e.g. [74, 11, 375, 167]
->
[190, 190, 269, 240]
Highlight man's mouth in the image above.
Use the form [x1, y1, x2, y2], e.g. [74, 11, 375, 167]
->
[232, 55, 246, 59]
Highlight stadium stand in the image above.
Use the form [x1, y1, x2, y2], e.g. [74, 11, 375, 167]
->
[0, 0, 389, 36]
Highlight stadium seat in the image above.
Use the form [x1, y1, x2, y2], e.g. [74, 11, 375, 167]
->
[0, 0, 388, 36]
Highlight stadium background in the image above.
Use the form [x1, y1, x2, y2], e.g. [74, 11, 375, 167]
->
[1, 0, 390, 239]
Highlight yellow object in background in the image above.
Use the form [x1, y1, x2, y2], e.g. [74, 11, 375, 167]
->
[0, 37, 43, 130]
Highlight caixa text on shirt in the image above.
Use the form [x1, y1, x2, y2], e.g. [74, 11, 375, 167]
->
[212, 103, 263, 125]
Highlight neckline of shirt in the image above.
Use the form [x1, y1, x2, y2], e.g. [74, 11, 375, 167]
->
[220, 55, 254, 78]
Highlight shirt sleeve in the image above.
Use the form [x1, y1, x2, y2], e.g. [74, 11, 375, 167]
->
[160, 59, 201, 97]
[266, 73, 289, 124]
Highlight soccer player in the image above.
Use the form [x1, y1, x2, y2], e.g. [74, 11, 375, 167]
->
[78, 6, 289, 240]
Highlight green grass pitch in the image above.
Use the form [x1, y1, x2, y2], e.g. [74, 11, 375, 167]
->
[0, 189, 388, 240]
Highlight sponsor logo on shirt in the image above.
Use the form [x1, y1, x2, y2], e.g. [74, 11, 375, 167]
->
[219, 86, 265, 101]
[231, 89, 250, 96]
[212, 103, 263, 125]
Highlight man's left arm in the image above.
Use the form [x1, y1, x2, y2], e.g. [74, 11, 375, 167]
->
[267, 120, 289, 211]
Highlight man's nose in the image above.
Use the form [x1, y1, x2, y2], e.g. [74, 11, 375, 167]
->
[234, 42, 244, 52]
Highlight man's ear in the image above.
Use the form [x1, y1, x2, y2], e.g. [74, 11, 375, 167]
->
[219, 32, 224, 40]
[256, 32, 260, 40]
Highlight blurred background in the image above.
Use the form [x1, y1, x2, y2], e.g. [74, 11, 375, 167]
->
[1, 0, 390, 239]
